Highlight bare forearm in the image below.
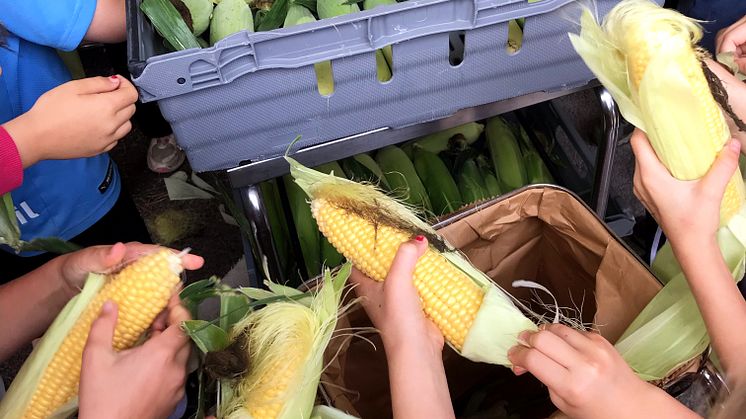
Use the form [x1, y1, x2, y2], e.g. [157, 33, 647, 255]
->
[84, 0, 126, 43]
[0, 256, 74, 361]
[385, 341, 454, 419]
[674, 238, 746, 381]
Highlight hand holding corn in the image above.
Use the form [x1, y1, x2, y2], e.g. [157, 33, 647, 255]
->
[58, 242, 205, 298]
[79, 297, 192, 419]
[630, 130, 741, 250]
[0, 244, 203, 418]
[507, 324, 698, 419]
[351, 237, 456, 419]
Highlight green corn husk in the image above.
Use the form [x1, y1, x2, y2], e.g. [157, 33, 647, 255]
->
[220, 264, 351, 419]
[570, 0, 746, 381]
[141, 0, 202, 51]
[210, 0, 254, 45]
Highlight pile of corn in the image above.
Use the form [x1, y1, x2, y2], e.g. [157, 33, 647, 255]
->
[272, 117, 556, 281]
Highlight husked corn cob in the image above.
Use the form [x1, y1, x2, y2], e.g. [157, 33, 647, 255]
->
[570, 0, 746, 381]
[1, 249, 183, 419]
[313, 199, 483, 348]
[288, 156, 537, 366]
[619, 6, 744, 222]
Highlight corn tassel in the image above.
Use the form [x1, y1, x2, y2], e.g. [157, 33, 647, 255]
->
[0, 249, 184, 418]
[570, 0, 746, 381]
[288, 156, 538, 365]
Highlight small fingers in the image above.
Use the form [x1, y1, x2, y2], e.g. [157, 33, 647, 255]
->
[507, 344, 568, 389]
[84, 301, 119, 354]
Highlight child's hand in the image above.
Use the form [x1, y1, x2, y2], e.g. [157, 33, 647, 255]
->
[4, 75, 138, 167]
[630, 129, 741, 250]
[351, 236, 444, 352]
[58, 242, 204, 298]
[717, 15, 746, 73]
[78, 297, 192, 419]
[508, 324, 657, 419]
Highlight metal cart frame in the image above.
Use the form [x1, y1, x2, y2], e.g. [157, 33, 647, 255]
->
[227, 83, 621, 287]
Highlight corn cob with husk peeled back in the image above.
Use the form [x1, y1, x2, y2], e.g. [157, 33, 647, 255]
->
[220, 264, 351, 419]
[570, 0, 746, 381]
[287, 157, 538, 365]
[0, 249, 185, 419]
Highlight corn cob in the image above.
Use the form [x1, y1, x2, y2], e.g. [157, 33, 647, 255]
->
[570, 0, 746, 381]
[506, 19, 523, 54]
[318, 0, 391, 82]
[403, 122, 485, 157]
[477, 155, 502, 198]
[0, 249, 183, 419]
[288, 157, 537, 365]
[363, 0, 396, 70]
[283, 4, 334, 96]
[486, 117, 528, 192]
[458, 159, 489, 205]
[222, 265, 350, 419]
[515, 125, 554, 184]
[314, 163, 348, 268]
[352, 153, 390, 189]
[413, 147, 463, 216]
[376, 146, 432, 212]
[210, 0, 254, 45]
[341, 155, 389, 190]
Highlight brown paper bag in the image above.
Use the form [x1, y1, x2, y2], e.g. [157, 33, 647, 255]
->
[320, 187, 663, 419]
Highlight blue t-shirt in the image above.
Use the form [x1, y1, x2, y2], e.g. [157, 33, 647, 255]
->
[0, 0, 121, 256]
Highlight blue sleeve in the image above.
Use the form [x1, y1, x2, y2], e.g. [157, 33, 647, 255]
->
[0, 0, 98, 51]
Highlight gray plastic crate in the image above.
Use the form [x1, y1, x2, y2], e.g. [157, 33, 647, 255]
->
[127, 0, 660, 172]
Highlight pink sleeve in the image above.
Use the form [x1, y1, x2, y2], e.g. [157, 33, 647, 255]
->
[0, 126, 23, 194]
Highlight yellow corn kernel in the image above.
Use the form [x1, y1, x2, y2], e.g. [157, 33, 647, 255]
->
[312, 198, 484, 349]
[22, 249, 182, 419]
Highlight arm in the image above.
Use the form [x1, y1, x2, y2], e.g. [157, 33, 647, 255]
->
[630, 131, 746, 383]
[0, 250, 80, 361]
[84, 0, 126, 44]
[0, 0, 124, 50]
[508, 324, 698, 419]
[0, 243, 203, 362]
[351, 237, 455, 419]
